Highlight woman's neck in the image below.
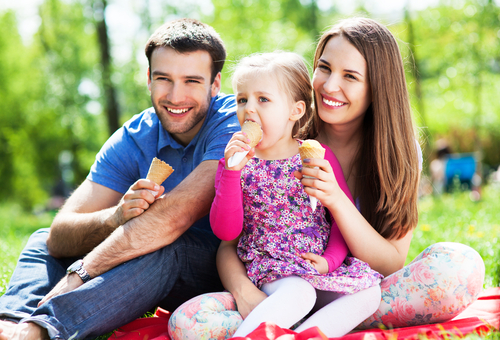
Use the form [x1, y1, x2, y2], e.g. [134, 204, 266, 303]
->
[317, 123, 363, 194]
[255, 137, 299, 161]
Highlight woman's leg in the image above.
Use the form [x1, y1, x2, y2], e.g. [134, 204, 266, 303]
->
[294, 285, 381, 337]
[233, 276, 316, 337]
[356, 242, 485, 329]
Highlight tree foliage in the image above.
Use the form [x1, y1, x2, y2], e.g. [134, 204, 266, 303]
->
[0, 0, 499, 209]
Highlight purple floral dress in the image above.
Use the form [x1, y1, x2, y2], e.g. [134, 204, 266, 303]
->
[237, 154, 382, 294]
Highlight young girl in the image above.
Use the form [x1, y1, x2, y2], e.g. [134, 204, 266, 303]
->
[189, 51, 381, 338]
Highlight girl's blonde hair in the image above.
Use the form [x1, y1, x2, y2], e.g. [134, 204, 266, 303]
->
[232, 51, 313, 138]
[309, 17, 419, 240]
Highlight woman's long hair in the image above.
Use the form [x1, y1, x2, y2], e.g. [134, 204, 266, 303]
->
[307, 17, 419, 240]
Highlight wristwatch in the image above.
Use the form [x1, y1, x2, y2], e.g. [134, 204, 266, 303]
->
[66, 259, 92, 283]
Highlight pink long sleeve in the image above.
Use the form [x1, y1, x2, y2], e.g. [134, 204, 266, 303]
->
[321, 145, 356, 272]
[210, 158, 244, 241]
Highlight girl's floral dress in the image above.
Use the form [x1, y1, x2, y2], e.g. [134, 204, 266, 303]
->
[237, 154, 382, 293]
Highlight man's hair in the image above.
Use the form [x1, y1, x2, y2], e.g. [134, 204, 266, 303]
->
[232, 51, 313, 138]
[309, 17, 419, 240]
[145, 18, 226, 83]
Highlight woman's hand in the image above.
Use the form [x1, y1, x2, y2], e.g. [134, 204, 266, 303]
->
[294, 158, 343, 212]
[111, 179, 164, 227]
[224, 132, 255, 171]
[301, 252, 329, 274]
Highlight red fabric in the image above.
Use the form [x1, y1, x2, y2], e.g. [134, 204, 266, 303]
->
[108, 308, 171, 340]
[109, 288, 500, 340]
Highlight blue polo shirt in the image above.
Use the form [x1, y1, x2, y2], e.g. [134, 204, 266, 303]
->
[87, 93, 239, 231]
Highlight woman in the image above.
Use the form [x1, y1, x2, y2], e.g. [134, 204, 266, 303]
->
[167, 17, 484, 339]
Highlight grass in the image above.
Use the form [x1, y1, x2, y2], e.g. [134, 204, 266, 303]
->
[0, 185, 499, 339]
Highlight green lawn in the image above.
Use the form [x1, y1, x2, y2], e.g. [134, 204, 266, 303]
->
[0, 186, 499, 338]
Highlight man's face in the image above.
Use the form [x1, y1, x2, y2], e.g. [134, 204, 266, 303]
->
[148, 46, 221, 146]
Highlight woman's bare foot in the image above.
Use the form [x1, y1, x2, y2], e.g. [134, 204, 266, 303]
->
[0, 320, 49, 340]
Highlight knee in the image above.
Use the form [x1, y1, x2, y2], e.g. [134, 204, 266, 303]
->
[168, 292, 242, 340]
[279, 277, 317, 311]
[413, 242, 485, 302]
[21, 228, 50, 256]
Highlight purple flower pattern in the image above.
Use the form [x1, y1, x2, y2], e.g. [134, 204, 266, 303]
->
[237, 153, 382, 294]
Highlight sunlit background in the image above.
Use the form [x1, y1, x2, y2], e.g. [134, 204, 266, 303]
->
[0, 0, 499, 210]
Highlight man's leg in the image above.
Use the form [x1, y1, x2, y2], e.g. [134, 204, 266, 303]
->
[0, 228, 76, 322]
[21, 227, 222, 340]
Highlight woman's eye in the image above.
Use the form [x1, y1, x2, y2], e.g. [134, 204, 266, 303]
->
[346, 74, 357, 80]
[318, 64, 330, 72]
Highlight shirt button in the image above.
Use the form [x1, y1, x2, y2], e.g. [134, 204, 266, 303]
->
[182, 157, 188, 162]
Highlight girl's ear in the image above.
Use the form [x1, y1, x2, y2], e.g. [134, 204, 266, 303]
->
[290, 101, 306, 122]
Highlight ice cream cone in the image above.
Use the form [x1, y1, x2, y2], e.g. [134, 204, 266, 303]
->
[228, 121, 263, 168]
[241, 120, 263, 148]
[146, 157, 174, 185]
[298, 140, 325, 212]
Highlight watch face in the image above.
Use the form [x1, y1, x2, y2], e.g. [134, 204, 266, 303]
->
[68, 260, 82, 273]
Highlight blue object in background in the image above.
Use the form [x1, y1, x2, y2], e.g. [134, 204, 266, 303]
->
[444, 153, 477, 191]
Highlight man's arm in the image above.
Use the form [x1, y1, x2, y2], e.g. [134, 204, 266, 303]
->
[40, 160, 218, 306]
[46, 179, 161, 258]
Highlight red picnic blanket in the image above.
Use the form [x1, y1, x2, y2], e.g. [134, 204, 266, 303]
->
[109, 288, 500, 340]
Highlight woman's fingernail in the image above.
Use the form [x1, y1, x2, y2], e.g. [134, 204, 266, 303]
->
[303, 158, 310, 163]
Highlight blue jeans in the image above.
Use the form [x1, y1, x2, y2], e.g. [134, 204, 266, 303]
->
[0, 227, 223, 339]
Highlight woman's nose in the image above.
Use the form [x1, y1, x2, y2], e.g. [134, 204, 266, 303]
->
[323, 74, 341, 93]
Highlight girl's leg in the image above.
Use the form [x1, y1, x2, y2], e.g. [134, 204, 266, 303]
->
[233, 276, 316, 337]
[356, 242, 485, 329]
[294, 285, 381, 337]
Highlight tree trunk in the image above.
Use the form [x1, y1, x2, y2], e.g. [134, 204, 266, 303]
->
[405, 3, 429, 163]
[94, 0, 120, 136]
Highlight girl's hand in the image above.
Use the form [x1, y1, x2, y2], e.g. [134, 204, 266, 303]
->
[294, 158, 342, 212]
[111, 179, 165, 226]
[224, 131, 255, 171]
[301, 252, 329, 274]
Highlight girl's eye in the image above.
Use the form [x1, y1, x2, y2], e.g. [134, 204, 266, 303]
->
[237, 98, 247, 104]
[259, 97, 269, 102]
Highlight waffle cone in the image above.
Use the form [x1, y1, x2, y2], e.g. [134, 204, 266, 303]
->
[146, 157, 174, 185]
[241, 121, 263, 148]
[299, 140, 325, 168]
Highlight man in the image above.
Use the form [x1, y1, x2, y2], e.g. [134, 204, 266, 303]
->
[0, 18, 239, 340]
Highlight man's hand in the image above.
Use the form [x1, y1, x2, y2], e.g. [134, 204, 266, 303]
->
[301, 252, 329, 274]
[38, 273, 83, 307]
[111, 179, 165, 226]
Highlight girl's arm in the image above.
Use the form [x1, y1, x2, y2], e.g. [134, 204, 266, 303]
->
[217, 240, 268, 319]
[299, 147, 413, 277]
[210, 158, 244, 241]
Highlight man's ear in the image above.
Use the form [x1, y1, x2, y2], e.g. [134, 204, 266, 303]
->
[211, 72, 222, 97]
[147, 68, 152, 92]
[290, 100, 306, 122]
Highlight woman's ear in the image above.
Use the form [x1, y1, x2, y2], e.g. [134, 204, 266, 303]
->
[290, 101, 306, 122]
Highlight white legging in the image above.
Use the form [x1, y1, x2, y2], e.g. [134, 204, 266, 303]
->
[233, 275, 381, 338]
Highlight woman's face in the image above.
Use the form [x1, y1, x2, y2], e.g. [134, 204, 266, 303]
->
[312, 35, 371, 131]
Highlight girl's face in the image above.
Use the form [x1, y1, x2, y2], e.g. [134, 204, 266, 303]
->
[235, 72, 301, 156]
[312, 36, 372, 131]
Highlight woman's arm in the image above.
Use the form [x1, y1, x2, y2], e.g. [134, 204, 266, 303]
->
[299, 151, 414, 276]
[216, 240, 268, 319]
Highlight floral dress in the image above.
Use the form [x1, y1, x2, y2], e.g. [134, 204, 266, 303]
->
[237, 154, 382, 294]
